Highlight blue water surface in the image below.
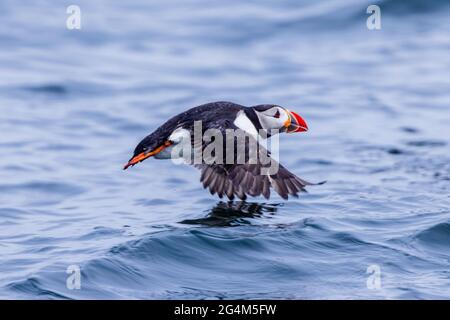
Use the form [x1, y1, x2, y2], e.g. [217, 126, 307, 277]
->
[0, 0, 450, 299]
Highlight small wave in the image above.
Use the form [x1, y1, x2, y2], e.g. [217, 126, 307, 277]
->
[413, 222, 450, 251]
[136, 198, 175, 206]
[23, 84, 67, 95]
[0, 181, 85, 196]
[6, 277, 70, 299]
[386, 148, 406, 155]
[77, 226, 125, 241]
[376, 0, 450, 15]
[0, 207, 29, 220]
[400, 127, 420, 134]
[406, 140, 447, 148]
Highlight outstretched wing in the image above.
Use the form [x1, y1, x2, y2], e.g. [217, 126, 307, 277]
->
[192, 119, 315, 200]
[196, 162, 314, 200]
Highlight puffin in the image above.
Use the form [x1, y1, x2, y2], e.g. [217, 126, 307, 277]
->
[124, 101, 321, 200]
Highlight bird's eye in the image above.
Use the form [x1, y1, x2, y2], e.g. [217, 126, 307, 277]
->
[273, 110, 280, 118]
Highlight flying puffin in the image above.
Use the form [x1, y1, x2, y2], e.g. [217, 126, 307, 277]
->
[124, 101, 321, 200]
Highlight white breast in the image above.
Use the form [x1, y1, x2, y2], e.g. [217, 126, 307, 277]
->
[154, 127, 192, 159]
[233, 110, 258, 138]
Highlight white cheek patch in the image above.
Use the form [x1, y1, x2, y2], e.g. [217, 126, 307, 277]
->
[280, 110, 289, 125]
[264, 117, 280, 129]
[256, 108, 287, 132]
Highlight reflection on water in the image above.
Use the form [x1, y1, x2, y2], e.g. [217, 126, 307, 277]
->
[180, 201, 281, 227]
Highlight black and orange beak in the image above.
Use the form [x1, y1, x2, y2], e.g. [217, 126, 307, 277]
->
[284, 110, 308, 133]
[123, 141, 172, 170]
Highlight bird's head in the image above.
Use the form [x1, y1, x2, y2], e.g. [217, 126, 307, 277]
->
[123, 133, 172, 170]
[250, 104, 308, 135]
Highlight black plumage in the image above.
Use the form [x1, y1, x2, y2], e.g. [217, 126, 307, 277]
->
[131, 101, 244, 158]
[127, 101, 318, 200]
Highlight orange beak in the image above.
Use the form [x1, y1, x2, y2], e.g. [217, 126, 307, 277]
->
[123, 141, 172, 170]
[284, 110, 308, 133]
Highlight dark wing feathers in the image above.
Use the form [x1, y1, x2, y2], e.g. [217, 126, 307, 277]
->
[196, 162, 311, 200]
[191, 118, 315, 200]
